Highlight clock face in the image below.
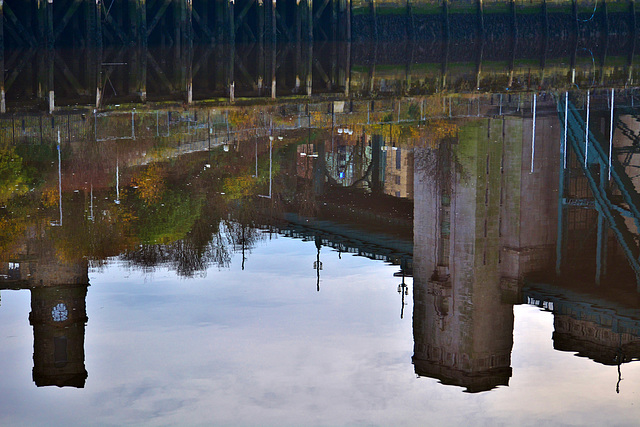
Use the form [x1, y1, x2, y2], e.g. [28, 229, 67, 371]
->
[51, 303, 69, 322]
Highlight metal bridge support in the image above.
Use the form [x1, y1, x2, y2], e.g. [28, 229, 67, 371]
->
[442, 0, 450, 40]
[477, 0, 484, 38]
[46, 0, 54, 49]
[0, 0, 2, 50]
[0, 0, 352, 48]
[308, 0, 314, 41]
[595, 163, 608, 285]
[140, 0, 148, 46]
[91, 0, 103, 48]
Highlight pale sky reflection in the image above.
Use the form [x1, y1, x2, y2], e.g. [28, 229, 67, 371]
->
[1, 237, 640, 426]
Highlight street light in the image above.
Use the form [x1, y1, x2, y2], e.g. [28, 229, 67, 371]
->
[397, 270, 408, 319]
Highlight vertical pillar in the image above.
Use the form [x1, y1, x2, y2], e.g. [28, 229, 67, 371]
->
[0, 0, 3, 114]
[600, 36, 609, 87]
[295, 33, 302, 92]
[272, 0, 277, 44]
[442, 0, 449, 40]
[130, 41, 140, 100]
[187, 47, 193, 104]
[96, 0, 103, 48]
[556, 130, 567, 276]
[370, 0, 377, 40]
[629, 0, 636, 85]
[175, 0, 182, 54]
[271, 41, 277, 99]
[216, 0, 224, 41]
[406, 0, 414, 40]
[542, 0, 549, 39]
[405, 42, 412, 94]
[332, 0, 338, 40]
[608, 89, 615, 180]
[229, 44, 235, 102]
[47, 0, 54, 49]
[585, 90, 590, 168]
[0, 0, 4, 61]
[531, 93, 537, 173]
[140, 45, 147, 102]
[49, 91, 55, 113]
[94, 35, 103, 109]
[602, 0, 609, 35]
[296, 0, 302, 41]
[129, 0, 138, 41]
[0, 0, 4, 115]
[187, 0, 193, 42]
[632, 0, 637, 34]
[477, 0, 484, 38]
[180, 32, 192, 104]
[595, 164, 608, 285]
[508, 0, 516, 88]
[258, 2, 265, 95]
[441, 39, 448, 90]
[257, 0, 264, 44]
[92, 40, 99, 108]
[307, 42, 313, 96]
[331, 36, 337, 90]
[308, 0, 313, 41]
[229, 0, 235, 44]
[37, 44, 45, 100]
[140, 0, 148, 46]
[346, 0, 351, 42]
[47, 49, 54, 113]
[510, 0, 517, 38]
[37, 0, 46, 45]
[344, 38, 350, 96]
[570, 34, 577, 84]
[371, 134, 383, 193]
[202, 0, 209, 42]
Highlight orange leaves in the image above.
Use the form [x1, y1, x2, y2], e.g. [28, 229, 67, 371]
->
[131, 163, 166, 204]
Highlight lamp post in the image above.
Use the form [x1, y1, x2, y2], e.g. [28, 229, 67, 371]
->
[258, 134, 281, 199]
[314, 235, 322, 292]
[397, 269, 408, 319]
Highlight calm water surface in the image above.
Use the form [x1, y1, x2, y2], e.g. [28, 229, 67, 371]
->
[2, 41, 640, 426]
[2, 245, 640, 426]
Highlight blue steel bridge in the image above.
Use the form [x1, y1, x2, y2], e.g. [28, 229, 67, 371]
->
[557, 91, 640, 290]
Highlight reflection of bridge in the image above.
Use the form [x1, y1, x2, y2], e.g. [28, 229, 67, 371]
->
[3, 39, 640, 113]
[523, 282, 640, 367]
[557, 94, 640, 289]
[271, 212, 412, 268]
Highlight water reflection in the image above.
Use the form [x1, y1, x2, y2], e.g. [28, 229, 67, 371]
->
[1, 88, 640, 421]
[4, 35, 640, 112]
